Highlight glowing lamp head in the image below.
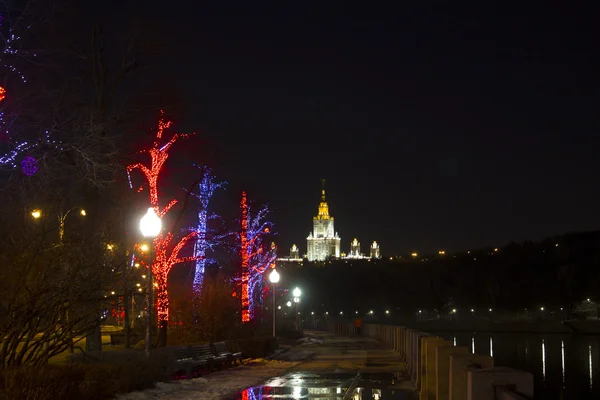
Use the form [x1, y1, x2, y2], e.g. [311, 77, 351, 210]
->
[80, 209, 87, 216]
[292, 287, 302, 297]
[31, 209, 42, 219]
[140, 244, 149, 252]
[269, 268, 280, 284]
[140, 208, 162, 238]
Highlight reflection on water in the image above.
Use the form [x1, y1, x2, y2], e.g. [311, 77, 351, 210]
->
[562, 340, 565, 387]
[590, 345, 593, 389]
[442, 332, 600, 399]
[542, 339, 546, 380]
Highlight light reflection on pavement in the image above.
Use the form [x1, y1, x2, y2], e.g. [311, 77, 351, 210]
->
[229, 371, 417, 400]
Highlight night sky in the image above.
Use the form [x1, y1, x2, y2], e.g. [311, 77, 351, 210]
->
[113, 2, 598, 255]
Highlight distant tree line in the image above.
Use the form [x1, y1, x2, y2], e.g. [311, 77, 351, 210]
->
[277, 231, 600, 317]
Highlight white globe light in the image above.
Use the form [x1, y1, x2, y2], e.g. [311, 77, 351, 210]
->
[293, 287, 301, 297]
[269, 269, 280, 283]
[140, 208, 162, 238]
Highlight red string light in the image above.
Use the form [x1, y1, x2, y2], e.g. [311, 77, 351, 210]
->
[240, 191, 250, 323]
[127, 111, 199, 326]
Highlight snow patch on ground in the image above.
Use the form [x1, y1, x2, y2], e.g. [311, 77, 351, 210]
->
[297, 337, 323, 345]
[115, 359, 299, 400]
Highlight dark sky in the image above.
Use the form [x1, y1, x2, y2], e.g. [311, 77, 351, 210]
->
[116, 1, 599, 255]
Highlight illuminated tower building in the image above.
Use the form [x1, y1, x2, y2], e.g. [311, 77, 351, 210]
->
[370, 241, 381, 259]
[306, 180, 341, 261]
[290, 244, 300, 259]
[349, 238, 361, 258]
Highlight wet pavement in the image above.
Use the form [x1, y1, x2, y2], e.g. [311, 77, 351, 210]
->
[228, 331, 417, 400]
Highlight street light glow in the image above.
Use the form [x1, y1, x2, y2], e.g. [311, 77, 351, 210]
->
[140, 208, 162, 238]
[286, 301, 292, 307]
[293, 287, 302, 297]
[269, 269, 280, 283]
[31, 209, 41, 219]
[80, 209, 87, 216]
[140, 244, 149, 252]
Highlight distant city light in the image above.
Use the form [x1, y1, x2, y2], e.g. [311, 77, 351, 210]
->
[438, 250, 446, 255]
[411, 252, 418, 257]
[471, 309, 474, 312]
[451, 309, 457, 314]
[385, 310, 390, 314]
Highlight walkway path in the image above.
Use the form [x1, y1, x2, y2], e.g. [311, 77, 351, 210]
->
[117, 331, 416, 399]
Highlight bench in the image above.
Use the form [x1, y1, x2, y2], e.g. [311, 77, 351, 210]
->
[170, 346, 210, 379]
[191, 344, 224, 371]
[212, 341, 243, 365]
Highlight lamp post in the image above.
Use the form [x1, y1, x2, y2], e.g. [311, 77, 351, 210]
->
[293, 287, 301, 330]
[269, 269, 280, 337]
[58, 207, 87, 243]
[139, 207, 162, 358]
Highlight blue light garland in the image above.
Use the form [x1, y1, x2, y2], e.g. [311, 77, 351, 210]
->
[244, 203, 277, 321]
[191, 166, 226, 296]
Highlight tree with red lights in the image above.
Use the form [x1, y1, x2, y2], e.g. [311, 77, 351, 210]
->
[239, 191, 276, 323]
[127, 111, 200, 346]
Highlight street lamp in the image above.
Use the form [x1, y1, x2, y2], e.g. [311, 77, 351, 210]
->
[292, 287, 301, 329]
[58, 207, 87, 242]
[269, 269, 280, 337]
[31, 209, 42, 219]
[139, 207, 162, 358]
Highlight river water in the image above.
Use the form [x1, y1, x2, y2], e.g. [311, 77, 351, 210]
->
[436, 331, 600, 399]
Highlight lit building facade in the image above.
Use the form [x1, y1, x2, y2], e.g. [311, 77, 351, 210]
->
[349, 238, 361, 257]
[370, 241, 381, 259]
[290, 244, 300, 259]
[306, 184, 341, 261]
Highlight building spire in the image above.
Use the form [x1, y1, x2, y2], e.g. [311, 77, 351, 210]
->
[321, 178, 326, 201]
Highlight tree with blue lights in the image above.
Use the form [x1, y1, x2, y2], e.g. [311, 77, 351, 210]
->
[240, 191, 277, 323]
[191, 166, 226, 296]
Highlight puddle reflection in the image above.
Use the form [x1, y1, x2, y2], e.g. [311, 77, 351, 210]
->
[230, 373, 415, 400]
